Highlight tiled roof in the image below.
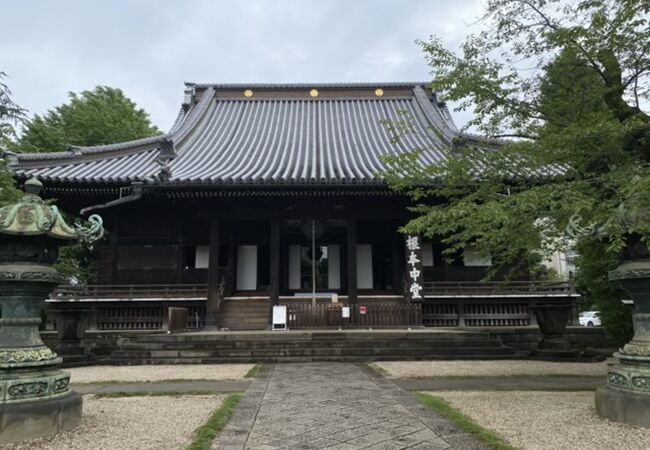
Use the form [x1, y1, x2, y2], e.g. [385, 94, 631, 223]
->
[11, 82, 465, 185]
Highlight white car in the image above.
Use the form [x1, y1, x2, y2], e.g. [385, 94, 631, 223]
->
[579, 311, 602, 327]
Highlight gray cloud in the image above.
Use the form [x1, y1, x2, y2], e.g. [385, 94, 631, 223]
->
[2, 0, 483, 131]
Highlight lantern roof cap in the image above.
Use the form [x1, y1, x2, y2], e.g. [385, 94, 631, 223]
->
[0, 177, 103, 241]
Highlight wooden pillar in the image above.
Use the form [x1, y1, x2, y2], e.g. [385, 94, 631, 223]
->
[206, 217, 221, 329]
[226, 222, 236, 296]
[176, 216, 185, 284]
[347, 215, 358, 323]
[391, 229, 402, 296]
[110, 215, 119, 283]
[269, 214, 280, 325]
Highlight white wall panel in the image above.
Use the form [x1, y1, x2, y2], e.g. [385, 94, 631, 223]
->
[288, 245, 302, 290]
[357, 244, 373, 289]
[328, 244, 341, 289]
[236, 245, 258, 290]
[195, 246, 209, 269]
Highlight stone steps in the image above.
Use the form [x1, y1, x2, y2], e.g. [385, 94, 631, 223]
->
[119, 339, 505, 350]
[101, 354, 524, 365]
[103, 329, 520, 363]
[218, 299, 270, 330]
[136, 330, 492, 342]
[110, 346, 517, 359]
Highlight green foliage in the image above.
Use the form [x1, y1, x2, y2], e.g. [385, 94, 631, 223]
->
[0, 72, 25, 204]
[14, 85, 160, 153]
[0, 71, 26, 149]
[54, 243, 99, 284]
[9, 86, 159, 281]
[575, 238, 633, 344]
[244, 364, 262, 379]
[415, 392, 516, 450]
[186, 393, 244, 450]
[383, 0, 649, 338]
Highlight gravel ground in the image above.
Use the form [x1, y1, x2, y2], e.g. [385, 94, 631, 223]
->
[68, 364, 254, 383]
[376, 359, 613, 378]
[0, 395, 222, 450]
[434, 391, 650, 450]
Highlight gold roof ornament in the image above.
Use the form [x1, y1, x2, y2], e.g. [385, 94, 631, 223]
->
[244, 89, 254, 98]
[375, 88, 384, 97]
[309, 89, 319, 98]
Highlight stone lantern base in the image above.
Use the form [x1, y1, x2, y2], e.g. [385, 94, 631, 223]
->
[596, 353, 650, 427]
[0, 390, 81, 443]
[596, 385, 650, 428]
[0, 177, 103, 443]
[596, 257, 650, 428]
[0, 268, 84, 443]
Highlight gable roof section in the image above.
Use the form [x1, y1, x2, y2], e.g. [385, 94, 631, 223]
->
[11, 82, 464, 186]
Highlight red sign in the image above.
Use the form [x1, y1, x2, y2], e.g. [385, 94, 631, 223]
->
[359, 305, 367, 315]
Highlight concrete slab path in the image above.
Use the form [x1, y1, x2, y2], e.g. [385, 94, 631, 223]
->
[213, 363, 488, 450]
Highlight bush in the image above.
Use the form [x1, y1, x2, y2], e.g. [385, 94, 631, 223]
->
[575, 238, 633, 345]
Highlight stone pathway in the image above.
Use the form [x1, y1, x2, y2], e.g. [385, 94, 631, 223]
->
[213, 363, 487, 450]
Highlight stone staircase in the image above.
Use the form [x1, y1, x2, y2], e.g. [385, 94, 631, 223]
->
[102, 330, 522, 364]
[218, 298, 270, 330]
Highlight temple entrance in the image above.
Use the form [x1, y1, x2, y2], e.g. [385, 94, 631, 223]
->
[282, 219, 346, 295]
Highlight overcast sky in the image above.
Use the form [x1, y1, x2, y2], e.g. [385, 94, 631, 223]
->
[3, 0, 484, 131]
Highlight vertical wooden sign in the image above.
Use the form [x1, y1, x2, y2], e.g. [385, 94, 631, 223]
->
[405, 235, 424, 302]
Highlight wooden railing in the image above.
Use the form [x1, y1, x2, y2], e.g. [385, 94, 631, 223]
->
[46, 300, 207, 331]
[422, 299, 532, 327]
[287, 303, 422, 329]
[422, 281, 576, 296]
[51, 284, 208, 300]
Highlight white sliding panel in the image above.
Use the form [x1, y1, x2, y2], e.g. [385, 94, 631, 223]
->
[288, 244, 301, 290]
[463, 246, 492, 267]
[236, 245, 258, 290]
[328, 244, 341, 289]
[356, 244, 373, 289]
[195, 246, 209, 269]
[422, 243, 434, 267]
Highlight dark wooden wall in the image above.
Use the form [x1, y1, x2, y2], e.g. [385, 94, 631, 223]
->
[67, 193, 492, 287]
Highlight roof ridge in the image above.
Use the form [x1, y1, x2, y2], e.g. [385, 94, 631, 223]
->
[187, 81, 431, 89]
[13, 134, 168, 162]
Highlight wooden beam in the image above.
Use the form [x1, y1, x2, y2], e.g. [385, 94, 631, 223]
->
[176, 216, 185, 284]
[110, 215, 119, 283]
[206, 217, 221, 329]
[347, 215, 358, 322]
[269, 214, 280, 325]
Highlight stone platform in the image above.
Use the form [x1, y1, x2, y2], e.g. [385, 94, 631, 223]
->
[102, 329, 522, 364]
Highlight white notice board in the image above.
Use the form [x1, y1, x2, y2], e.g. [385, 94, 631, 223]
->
[273, 305, 287, 330]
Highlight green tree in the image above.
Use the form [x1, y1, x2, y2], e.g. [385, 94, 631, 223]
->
[575, 238, 632, 344]
[14, 85, 160, 153]
[0, 72, 25, 204]
[382, 0, 649, 336]
[11, 86, 159, 282]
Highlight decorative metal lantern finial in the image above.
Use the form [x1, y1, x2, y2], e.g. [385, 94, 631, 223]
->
[0, 178, 103, 443]
[0, 176, 103, 242]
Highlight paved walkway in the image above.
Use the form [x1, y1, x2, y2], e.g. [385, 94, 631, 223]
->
[213, 363, 488, 450]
